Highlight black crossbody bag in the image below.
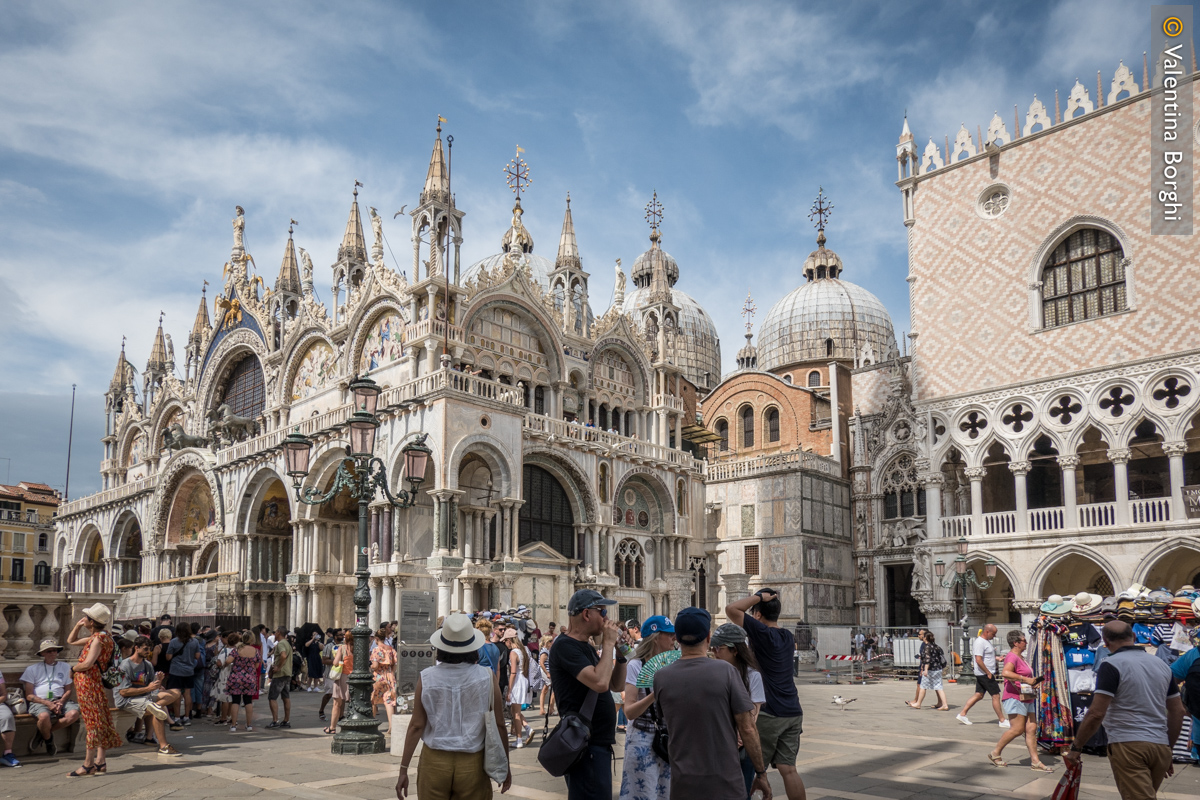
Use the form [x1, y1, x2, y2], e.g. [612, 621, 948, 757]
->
[537, 688, 599, 777]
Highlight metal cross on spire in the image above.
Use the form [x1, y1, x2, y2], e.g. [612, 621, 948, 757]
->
[808, 187, 833, 231]
[741, 291, 757, 335]
[505, 146, 531, 201]
[644, 190, 664, 231]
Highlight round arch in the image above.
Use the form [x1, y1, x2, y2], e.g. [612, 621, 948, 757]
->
[148, 400, 187, 456]
[347, 299, 408, 375]
[447, 434, 514, 497]
[74, 524, 104, 565]
[280, 329, 338, 405]
[461, 295, 566, 383]
[523, 449, 596, 525]
[235, 466, 293, 537]
[150, 451, 222, 547]
[295, 442, 355, 523]
[1030, 544, 1123, 598]
[196, 328, 270, 420]
[110, 509, 143, 558]
[612, 469, 675, 536]
[590, 338, 651, 406]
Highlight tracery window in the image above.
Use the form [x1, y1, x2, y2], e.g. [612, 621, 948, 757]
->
[881, 454, 926, 519]
[741, 406, 755, 448]
[716, 419, 729, 451]
[765, 407, 780, 443]
[221, 355, 266, 419]
[1041, 228, 1126, 328]
[615, 538, 644, 589]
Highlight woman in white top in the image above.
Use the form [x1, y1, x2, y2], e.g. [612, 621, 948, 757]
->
[710, 622, 764, 799]
[502, 629, 531, 747]
[396, 614, 511, 799]
[619, 615, 677, 800]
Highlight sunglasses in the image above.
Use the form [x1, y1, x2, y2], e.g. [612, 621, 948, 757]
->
[587, 605, 608, 617]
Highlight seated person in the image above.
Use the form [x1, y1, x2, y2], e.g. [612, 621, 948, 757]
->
[20, 639, 80, 756]
[0, 673, 18, 767]
[116, 636, 182, 756]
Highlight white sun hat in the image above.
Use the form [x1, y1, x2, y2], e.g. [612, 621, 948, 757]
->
[429, 613, 485, 654]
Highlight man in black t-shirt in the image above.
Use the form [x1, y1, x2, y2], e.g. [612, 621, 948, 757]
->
[728, 588, 807, 800]
[547, 588, 624, 800]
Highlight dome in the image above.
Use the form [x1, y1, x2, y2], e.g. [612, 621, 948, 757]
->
[757, 277, 897, 371]
[630, 245, 679, 287]
[463, 252, 595, 326]
[622, 285, 722, 392]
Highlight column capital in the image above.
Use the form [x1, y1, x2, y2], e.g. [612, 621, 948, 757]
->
[1010, 599, 1044, 614]
[1056, 454, 1081, 469]
[918, 601, 956, 617]
[1107, 448, 1132, 464]
[722, 572, 751, 599]
[1163, 440, 1189, 457]
[1008, 460, 1032, 476]
[429, 488, 466, 502]
[964, 466, 987, 481]
[920, 472, 945, 487]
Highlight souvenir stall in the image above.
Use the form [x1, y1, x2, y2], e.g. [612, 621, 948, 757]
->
[1027, 586, 1200, 757]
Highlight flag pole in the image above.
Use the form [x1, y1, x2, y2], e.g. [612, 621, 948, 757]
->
[64, 383, 76, 502]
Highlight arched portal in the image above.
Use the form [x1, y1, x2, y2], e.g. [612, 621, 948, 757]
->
[115, 513, 143, 587]
[1140, 542, 1200, 589]
[519, 464, 575, 558]
[1039, 551, 1116, 598]
[166, 471, 218, 547]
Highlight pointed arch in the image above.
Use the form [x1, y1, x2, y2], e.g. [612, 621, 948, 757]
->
[1134, 536, 1200, 587]
[1029, 543, 1124, 599]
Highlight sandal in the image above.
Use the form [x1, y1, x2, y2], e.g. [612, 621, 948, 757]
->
[987, 753, 1007, 767]
[95, 762, 107, 774]
[68, 765, 97, 777]
[1030, 763, 1054, 772]
[323, 726, 334, 734]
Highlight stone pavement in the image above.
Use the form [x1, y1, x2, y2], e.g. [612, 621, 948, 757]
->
[2, 678, 1196, 799]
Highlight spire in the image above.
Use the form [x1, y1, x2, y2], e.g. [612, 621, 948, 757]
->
[803, 188, 842, 281]
[555, 193, 581, 270]
[338, 182, 367, 263]
[109, 337, 132, 395]
[644, 192, 673, 303]
[191, 283, 211, 345]
[275, 220, 301, 296]
[899, 113, 913, 143]
[737, 291, 757, 370]
[146, 312, 168, 373]
[422, 119, 450, 205]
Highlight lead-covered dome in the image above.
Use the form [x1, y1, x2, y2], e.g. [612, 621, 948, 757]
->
[757, 231, 897, 371]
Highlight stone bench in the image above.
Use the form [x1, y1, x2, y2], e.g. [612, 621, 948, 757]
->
[4, 669, 134, 756]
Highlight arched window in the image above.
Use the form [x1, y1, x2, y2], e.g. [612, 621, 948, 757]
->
[741, 406, 755, 448]
[37, 532, 49, 552]
[716, 419, 729, 451]
[519, 464, 575, 557]
[615, 538, 645, 588]
[882, 454, 926, 519]
[34, 560, 51, 586]
[825, 338, 834, 356]
[1041, 228, 1126, 328]
[221, 355, 266, 419]
[765, 407, 780, 443]
[808, 370, 821, 387]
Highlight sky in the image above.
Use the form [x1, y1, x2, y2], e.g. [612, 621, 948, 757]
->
[0, 0, 1152, 497]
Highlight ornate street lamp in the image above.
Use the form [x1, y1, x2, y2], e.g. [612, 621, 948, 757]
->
[935, 537, 997, 682]
[283, 374, 431, 755]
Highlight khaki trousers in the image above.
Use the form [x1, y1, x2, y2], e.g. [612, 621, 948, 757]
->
[1107, 741, 1171, 800]
[416, 745, 493, 800]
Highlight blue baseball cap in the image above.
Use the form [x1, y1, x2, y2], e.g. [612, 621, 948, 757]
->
[641, 615, 675, 637]
[674, 607, 712, 644]
[568, 588, 618, 616]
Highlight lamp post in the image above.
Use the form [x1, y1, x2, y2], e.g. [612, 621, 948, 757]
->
[933, 536, 997, 683]
[282, 374, 431, 755]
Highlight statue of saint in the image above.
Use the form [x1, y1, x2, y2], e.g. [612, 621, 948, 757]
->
[369, 206, 385, 251]
[615, 261, 626, 293]
[298, 247, 314, 286]
[232, 206, 245, 251]
[164, 333, 175, 366]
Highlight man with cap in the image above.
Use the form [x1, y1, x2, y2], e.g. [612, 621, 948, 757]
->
[727, 589, 805, 800]
[654, 607, 772, 800]
[548, 588, 624, 800]
[20, 639, 81, 756]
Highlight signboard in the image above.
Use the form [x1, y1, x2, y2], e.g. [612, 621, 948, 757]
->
[1182, 485, 1200, 519]
[397, 590, 437, 694]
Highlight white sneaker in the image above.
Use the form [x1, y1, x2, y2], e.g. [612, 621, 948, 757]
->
[998, 719, 1011, 728]
[147, 701, 170, 721]
[956, 714, 972, 725]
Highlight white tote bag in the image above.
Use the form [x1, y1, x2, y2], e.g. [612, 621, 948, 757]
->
[482, 680, 509, 783]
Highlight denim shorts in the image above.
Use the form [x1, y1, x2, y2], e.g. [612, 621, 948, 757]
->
[1002, 698, 1035, 717]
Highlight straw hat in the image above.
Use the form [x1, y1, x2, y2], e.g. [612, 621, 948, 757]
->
[36, 639, 64, 655]
[1071, 592, 1103, 615]
[429, 613, 485, 653]
[1040, 594, 1072, 617]
[83, 603, 112, 627]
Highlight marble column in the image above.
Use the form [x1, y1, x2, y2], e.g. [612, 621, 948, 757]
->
[1009, 461, 1031, 532]
[369, 578, 383, 632]
[923, 474, 943, 539]
[498, 576, 515, 611]
[380, 578, 395, 629]
[965, 466, 986, 536]
[464, 509, 476, 562]
[370, 507, 380, 561]
[1164, 441, 1188, 519]
[722, 572, 751, 610]
[381, 507, 393, 562]
[482, 509, 497, 562]
[1058, 455, 1080, 528]
[1108, 448, 1131, 526]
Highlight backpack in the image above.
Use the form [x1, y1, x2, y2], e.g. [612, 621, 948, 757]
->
[1184, 655, 1200, 722]
[292, 649, 303, 677]
[527, 647, 546, 692]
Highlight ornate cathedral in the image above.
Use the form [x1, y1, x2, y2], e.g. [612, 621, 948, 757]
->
[54, 58, 1200, 640]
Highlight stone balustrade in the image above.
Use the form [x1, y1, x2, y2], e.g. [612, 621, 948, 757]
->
[0, 590, 120, 667]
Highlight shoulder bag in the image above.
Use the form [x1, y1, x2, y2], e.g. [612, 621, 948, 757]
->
[650, 700, 670, 763]
[482, 674, 509, 783]
[537, 688, 599, 777]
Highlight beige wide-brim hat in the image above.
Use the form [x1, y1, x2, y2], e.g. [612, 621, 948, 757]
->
[430, 613, 485, 653]
[83, 602, 112, 627]
[1071, 592, 1103, 615]
[36, 638, 64, 655]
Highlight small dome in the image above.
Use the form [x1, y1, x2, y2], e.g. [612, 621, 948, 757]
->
[630, 244, 679, 288]
[622, 285, 722, 391]
[757, 278, 896, 371]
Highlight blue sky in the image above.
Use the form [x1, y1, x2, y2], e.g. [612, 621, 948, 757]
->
[0, 0, 1150, 496]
